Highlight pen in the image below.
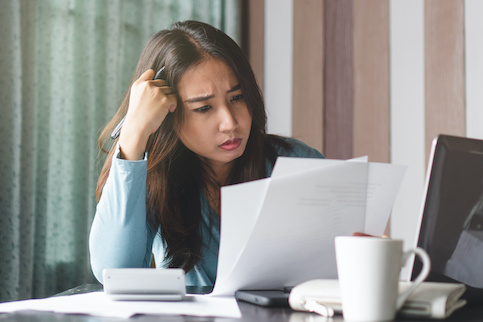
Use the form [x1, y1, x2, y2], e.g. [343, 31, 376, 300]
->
[110, 66, 166, 140]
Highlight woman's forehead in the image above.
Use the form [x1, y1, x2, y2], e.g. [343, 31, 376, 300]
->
[177, 58, 239, 98]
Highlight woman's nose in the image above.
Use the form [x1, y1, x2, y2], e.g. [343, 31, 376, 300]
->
[219, 106, 238, 132]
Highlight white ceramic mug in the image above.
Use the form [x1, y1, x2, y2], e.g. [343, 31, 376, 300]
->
[335, 236, 431, 321]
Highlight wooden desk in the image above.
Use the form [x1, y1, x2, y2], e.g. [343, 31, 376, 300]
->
[1, 284, 482, 321]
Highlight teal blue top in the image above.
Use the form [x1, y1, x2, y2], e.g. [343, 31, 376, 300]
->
[89, 137, 323, 285]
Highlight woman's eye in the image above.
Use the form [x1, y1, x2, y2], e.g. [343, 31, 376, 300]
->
[231, 94, 244, 102]
[195, 105, 211, 113]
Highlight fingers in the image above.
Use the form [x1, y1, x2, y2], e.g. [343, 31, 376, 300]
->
[165, 93, 177, 113]
[151, 80, 175, 95]
[352, 232, 390, 238]
[168, 103, 176, 113]
[138, 70, 172, 93]
[150, 78, 177, 111]
[352, 232, 374, 237]
[134, 70, 175, 98]
[138, 69, 156, 81]
[129, 69, 177, 118]
[138, 68, 175, 97]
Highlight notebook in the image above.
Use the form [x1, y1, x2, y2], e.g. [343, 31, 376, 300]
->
[411, 135, 483, 301]
[289, 279, 467, 319]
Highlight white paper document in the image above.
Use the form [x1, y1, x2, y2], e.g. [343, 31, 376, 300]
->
[0, 292, 241, 319]
[212, 157, 406, 296]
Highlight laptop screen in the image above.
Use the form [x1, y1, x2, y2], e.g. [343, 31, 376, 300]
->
[412, 135, 483, 298]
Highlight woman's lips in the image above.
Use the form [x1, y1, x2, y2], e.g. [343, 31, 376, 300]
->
[220, 138, 242, 151]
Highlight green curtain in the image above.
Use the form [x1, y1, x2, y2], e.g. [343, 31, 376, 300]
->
[0, 0, 242, 302]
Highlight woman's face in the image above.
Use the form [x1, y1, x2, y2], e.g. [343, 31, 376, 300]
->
[177, 57, 252, 172]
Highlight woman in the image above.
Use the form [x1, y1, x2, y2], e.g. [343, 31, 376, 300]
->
[89, 20, 323, 286]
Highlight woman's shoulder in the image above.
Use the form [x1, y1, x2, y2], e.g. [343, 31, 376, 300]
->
[268, 135, 324, 159]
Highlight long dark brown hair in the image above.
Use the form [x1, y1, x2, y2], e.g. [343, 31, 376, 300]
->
[96, 20, 289, 272]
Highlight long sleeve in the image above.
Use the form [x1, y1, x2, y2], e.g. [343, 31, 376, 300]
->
[89, 145, 156, 283]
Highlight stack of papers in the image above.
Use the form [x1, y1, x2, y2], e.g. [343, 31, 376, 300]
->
[0, 292, 241, 319]
[212, 157, 406, 295]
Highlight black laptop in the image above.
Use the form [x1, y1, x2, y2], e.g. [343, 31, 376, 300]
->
[411, 135, 483, 301]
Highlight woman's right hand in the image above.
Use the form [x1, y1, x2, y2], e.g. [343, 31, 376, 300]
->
[118, 69, 177, 160]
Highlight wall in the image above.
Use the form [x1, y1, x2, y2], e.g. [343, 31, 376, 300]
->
[264, 0, 293, 137]
[255, 0, 483, 278]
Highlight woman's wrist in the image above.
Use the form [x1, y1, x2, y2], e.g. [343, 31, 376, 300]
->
[118, 129, 149, 160]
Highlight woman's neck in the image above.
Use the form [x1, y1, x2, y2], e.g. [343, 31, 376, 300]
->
[204, 159, 234, 186]
[203, 160, 234, 216]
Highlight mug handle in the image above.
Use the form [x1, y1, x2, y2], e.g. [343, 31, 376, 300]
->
[396, 247, 431, 310]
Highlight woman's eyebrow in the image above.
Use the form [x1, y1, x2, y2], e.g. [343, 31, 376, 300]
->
[184, 94, 214, 104]
[184, 84, 241, 104]
[227, 84, 241, 93]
